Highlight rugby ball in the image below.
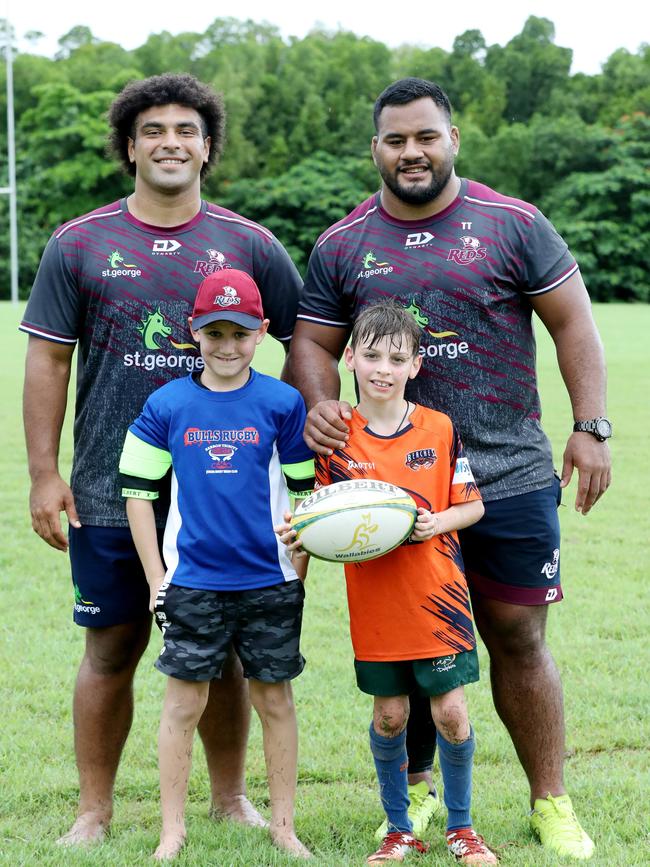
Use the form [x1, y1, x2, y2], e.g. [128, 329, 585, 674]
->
[291, 479, 417, 563]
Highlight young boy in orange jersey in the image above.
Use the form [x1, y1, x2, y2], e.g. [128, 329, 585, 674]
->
[278, 303, 496, 864]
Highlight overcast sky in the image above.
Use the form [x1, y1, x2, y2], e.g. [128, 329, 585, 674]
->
[3, 0, 649, 75]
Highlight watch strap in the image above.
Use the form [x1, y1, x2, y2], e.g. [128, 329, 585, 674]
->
[572, 417, 612, 441]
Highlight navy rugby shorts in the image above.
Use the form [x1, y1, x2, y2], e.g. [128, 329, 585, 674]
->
[68, 525, 162, 627]
[459, 476, 563, 606]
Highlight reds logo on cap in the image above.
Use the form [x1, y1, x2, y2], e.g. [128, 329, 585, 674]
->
[213, 285, 241, 307]
[192, 269, 264, 330]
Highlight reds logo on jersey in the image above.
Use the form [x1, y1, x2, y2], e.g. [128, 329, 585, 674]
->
[194, 249, 232, 276]
[447, 235, 487, 266]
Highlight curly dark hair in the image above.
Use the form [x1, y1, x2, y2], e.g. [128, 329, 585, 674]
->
[107, 73, 225, 179]
[373, 78, 452, 130]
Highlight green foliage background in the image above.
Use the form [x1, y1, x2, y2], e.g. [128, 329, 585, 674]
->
[0, 15, 649, 298]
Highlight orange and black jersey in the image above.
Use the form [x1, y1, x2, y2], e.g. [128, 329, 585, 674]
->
[316, 404, 481, 661]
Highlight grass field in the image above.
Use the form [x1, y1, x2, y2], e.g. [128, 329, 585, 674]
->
[0, 302, 648, 866]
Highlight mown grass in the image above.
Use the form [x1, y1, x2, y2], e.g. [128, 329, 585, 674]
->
[1, 301, 648, 865]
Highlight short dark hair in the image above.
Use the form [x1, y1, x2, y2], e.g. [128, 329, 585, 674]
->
[107, 73, 225, 179]
[351, 303, 422, 358]
[373, 78, 452, 130]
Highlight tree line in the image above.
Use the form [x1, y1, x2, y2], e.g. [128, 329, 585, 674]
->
[1, 16, 649, 300]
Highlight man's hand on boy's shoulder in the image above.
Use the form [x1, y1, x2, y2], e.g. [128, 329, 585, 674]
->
[303, 400, 353, 454]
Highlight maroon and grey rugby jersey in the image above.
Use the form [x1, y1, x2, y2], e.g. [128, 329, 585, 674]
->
[21, 198, 302, 527]
[298, 178, 578, 500]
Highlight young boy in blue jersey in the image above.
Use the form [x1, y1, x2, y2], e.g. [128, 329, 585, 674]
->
[119, 270, 314, 861]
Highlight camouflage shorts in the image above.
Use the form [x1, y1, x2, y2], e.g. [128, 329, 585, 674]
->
[153, 580, 306, 683]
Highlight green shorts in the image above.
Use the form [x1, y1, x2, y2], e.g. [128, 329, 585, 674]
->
[355, 648, 479, 697]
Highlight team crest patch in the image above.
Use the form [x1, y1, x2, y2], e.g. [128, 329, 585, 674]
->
[204, 443, 239, 474]
[433, 655, 456, 673]
[447, 235, 487, 266]
[194, 248, 231, 276]
[406, 448, 437, 470]
[182, 425, 260, 476]
[207, 443, 237, 464]
[214, 285, 241, 307]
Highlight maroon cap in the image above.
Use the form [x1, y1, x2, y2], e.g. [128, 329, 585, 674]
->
[192, 269, 264, 330]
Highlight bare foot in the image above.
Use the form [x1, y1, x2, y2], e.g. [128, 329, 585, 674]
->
[56, 811, 109, 846]
[271, 829, 312, 859]
[210, 794, 268, 828]
[153, 832, 186, 861]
